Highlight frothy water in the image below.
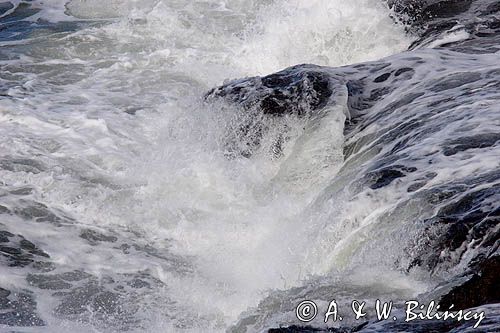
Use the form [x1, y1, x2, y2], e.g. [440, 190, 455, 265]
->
[0, 0, 414, 331]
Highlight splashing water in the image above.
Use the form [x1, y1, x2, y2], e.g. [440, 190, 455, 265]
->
[0, 0, 412, 331]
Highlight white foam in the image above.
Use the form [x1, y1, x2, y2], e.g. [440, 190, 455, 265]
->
[425, 25, 471, 49]
[0, 0, 412, 331]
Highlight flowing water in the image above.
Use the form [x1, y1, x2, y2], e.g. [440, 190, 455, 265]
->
[0, 0, 498, 332]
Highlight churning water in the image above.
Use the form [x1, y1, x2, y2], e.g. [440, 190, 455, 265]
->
[1, 0, 498, 332]
[0, 1, 412, 331]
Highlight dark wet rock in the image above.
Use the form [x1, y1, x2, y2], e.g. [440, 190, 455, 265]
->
[0, 2, 14, 16]
[13, 200, 74, 225]
[27, 274, 73, 290]
[55, 287, 95, 316]
[421, 0, 473, 20]
[119, 243, 131, 254]
[424, 185, 467, 205]
[9, 187, 34, 196]
[92, 291, 120, 315]
[347, 87, 425, 125]
[345, 80, 367, 112]
[439, 255, 500, 310]
[0, 287, 10, 305]
[0, 231, 50, 268]
[80, 229, 118, 244]
[206, 65, 336, 117]
[1, 252, 33, 267]
[388, 0, 472, 25]
[19, 239, 37, 251]
[0, 158, 46, 174]
[0, 288, 44, 326]
[373, 73, 391, 83]
[128, 278, 150, 289]
[0, 246, 22, 255]
[406, 180, 499, 273]
[388, 0, 500, 53]
[59, 270, 93, 282]
[430, 72, 482, 92]
[407, 182, 428, 192]
[0, 204, 10, 214]
[0, 230, 14, 243]
[31, 261, 56, 272]
[14, 201, 61, 224]
[383, 92, 426, 114]
[364, 165, 417, 190]
[484, 1, 500, 15]
[346, 83, 396, 116]
[27, 270, 92, 291]
[394, 67, 414, 77]
[407, 172, 437, 193]
[22, 242, 49, 258]
[260, 72, 332, 115]
[443, 133, 500, 156]
[435, 185, 498, 243]
[368, 87, 392, 103]
[0, 2, 40, 23]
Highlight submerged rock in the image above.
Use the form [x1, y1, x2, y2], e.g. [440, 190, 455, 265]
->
[79, 228, 118, 245]
[0, 288, 45, 326]
[364, 165, 417, 190]
[0, 229, 50, 268]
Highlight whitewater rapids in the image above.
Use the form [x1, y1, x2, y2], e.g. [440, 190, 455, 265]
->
[1, 0, 499, 332]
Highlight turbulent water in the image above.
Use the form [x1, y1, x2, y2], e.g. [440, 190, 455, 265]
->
[0, 0, 499, 332]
